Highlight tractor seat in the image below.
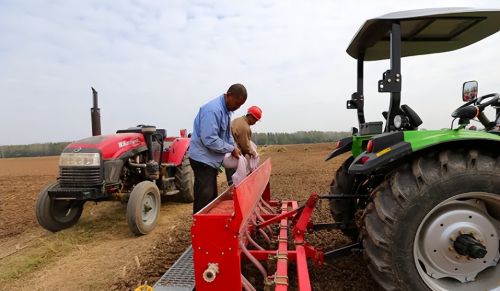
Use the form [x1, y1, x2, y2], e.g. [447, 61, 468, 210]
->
[401, 104, 423, 128]
[116, 126, 166, 139]
[116, 127, 143, 134]
[381, 105, 423, 130]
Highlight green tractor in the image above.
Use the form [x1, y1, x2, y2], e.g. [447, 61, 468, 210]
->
[326, 8, 500, 290]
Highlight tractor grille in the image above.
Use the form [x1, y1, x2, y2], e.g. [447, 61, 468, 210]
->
[59, 166, 103, 188]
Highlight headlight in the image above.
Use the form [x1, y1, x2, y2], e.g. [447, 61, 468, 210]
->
[59, 153, 101, 167]
[393, 115, 402, 129]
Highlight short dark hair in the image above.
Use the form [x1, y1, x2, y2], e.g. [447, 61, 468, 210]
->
[227, 83, 247, 99]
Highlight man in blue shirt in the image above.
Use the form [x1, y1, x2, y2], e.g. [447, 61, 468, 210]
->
[189, 83, 247, 213]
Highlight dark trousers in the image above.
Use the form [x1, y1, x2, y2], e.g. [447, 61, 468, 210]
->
[190, 158, 218, 214]
[225, 167, 236, 186]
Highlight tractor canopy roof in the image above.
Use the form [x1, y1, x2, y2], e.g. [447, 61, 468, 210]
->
[347, 8, 500, 61]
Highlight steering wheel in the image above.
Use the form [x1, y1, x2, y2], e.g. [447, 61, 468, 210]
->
[452, 93, 500, 118]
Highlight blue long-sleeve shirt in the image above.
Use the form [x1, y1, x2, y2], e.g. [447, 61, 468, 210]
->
[189, 95, 235, 168]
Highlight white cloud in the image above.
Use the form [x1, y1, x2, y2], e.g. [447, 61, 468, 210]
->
[1, 0, 499, 144]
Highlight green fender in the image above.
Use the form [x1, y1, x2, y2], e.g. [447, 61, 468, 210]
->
[349, 129, 500, 174]
[405, 129, 500, 151]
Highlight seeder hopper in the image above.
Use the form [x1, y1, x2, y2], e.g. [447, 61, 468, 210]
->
[153, 158, 357, 291]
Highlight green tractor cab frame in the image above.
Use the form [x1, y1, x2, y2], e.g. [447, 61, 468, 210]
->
[348, 8, 500, 133]
[332, 8, 500, 172]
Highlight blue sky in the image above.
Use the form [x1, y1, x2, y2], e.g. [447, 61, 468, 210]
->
[1, 0, 500, 145]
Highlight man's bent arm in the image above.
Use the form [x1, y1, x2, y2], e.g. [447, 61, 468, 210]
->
[199, 111, 234, 154]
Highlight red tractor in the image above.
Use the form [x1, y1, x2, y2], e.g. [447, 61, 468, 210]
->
[36, 89, 193, 235]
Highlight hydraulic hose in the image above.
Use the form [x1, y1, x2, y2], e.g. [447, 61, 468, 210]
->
[128, 160, 147, 168]
[255, 210, 274, 237]
[242, 275, 256, 291]
[251, 216, 271, 243]
[246, 230, 265, 251]
[260, 198, 277, 214]
[239, 240, 267, 279]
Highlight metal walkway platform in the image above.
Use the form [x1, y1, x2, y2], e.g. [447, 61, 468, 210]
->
[153, 246, 195, 291]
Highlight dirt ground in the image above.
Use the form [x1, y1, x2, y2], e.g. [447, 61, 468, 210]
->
[0, 143, 380, 290]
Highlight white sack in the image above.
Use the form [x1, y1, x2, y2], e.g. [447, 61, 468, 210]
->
[231, 156, 249, 185]
[222, 141, 260, 185]
[222, 153, 239, 168]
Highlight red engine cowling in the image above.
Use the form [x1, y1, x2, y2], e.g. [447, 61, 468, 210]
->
[65, 133, 147, 160]
[64, 133, 190, 165]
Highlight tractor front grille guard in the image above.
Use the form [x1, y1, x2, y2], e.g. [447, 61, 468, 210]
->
[59, 166, 102, 188]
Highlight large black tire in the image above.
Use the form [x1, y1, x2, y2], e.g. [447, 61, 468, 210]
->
[174, 153, 194, 203]
[36, 181, 84, 232]
[329, 156, 359, 241]
[363, 148, 500, 291]
[127, 181, 161, 235]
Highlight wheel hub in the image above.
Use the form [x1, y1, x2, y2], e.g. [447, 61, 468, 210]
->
[453, 233, 487, 259]
[141, 193, 157, 225]
[416, 198, 499, 283]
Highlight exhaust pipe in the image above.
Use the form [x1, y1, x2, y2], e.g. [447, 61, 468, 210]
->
[91, 87, 101, 136]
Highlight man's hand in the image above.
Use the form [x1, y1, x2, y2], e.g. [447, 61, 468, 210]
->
[231, 147, 241, 158]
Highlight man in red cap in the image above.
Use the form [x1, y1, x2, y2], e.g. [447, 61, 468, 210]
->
[225, 105, 262, 185]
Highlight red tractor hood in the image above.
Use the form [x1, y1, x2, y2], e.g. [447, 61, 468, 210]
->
[64, 133, 146, 160]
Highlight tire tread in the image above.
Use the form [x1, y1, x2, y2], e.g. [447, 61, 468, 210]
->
[362, 148, 500, 290]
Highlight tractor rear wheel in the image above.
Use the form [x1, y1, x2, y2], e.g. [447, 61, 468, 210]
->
[36, 181, 84, 232]
[329, 156, 359, 241]
[127, 181, 161, 235]
[362, 148, 500, 291]
[174, 153, 194, 203]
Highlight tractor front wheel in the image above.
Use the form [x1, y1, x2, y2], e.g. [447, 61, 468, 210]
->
[127, 181, 161, 235]
[363, 149, 500, 291]
[329, 156, 359, 241]
[36, 182, 84, 232]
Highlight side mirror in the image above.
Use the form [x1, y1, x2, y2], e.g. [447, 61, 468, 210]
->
[463, 81, 478, 102]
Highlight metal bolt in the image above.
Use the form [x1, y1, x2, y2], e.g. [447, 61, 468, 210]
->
[205, 252, 209, 255]
[198, 247, 201, 250]
[228, 248, 232, 251]
[388, 79, 392, 82]
[221, 252, 224, 255]
[396, 74, 400, 77]
[396, 78, 400, 82]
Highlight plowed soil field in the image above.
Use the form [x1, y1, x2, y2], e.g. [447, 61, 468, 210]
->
[0, 143, 381, 290]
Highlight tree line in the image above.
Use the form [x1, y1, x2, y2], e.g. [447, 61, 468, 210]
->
[0, 131, 350, 158]
[0, 142, 70, 158]
[252, 131, 350, 145]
